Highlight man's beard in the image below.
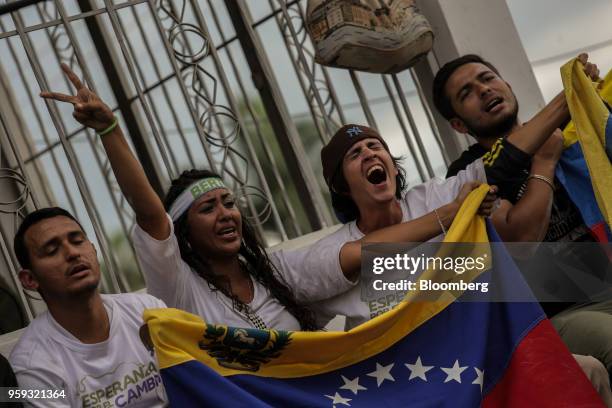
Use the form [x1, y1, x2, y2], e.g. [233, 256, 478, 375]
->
[462, 100, 520, 141]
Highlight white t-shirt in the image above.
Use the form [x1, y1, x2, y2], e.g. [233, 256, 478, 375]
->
[306, 160, 487, 330]
[132, 216, 353, 331]
[9, 293, 168, 408]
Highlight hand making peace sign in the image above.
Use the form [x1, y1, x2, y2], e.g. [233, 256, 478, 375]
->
[40, 63, 115, 132]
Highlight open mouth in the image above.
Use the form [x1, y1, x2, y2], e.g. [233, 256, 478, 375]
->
[366, 164, 387, 185]
[68, 263, 90, 276]
[217, 226, 237, 238]
[485, 97, 503, 112]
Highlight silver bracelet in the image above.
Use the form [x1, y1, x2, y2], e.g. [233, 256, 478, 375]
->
[527, 174, 555, 191]
[433, 208, 447, 236]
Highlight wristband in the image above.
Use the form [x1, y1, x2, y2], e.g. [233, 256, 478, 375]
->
[433, 208, 447, 237]
[97, 116, 118, 137]
[527, 174, 555, 191]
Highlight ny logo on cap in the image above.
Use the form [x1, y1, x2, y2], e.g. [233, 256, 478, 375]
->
[346, 126, 363, 138]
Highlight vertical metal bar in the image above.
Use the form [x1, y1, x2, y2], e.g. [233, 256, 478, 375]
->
[0, 109, 36, 321]
[111, 7, 181, 174]
[207, 0, 302, 236]
[1, 26, 78, 215]
[189, 0, 294, 238]
[0, 33, 51, 206]
[97, 0, 178, 181]
[0, 113, 40, 210]
[410, 57, 466, 163]
[391, 74, 435, 179]
[225, 0, 333, 230]
[78, 0, 169, 194]
[349, 70, 378, 129]
[319, 67, 347, 124]
[125, 5, 196, 168]
[294, 0, 346, 125]
[262, 0, 326, 145]
[409, 68, 450, 166]
[0, 224, 33, 321]
[381, 76, 426, 182]
[11, 8, 121, 293]
[274, 0, 334, 138]
[142, 0, 219, 170]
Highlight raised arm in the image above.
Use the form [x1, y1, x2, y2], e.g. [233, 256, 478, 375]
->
[41, 64, 169, 240]
[506, 53, 599, 155]
[339, 182, 497, 281]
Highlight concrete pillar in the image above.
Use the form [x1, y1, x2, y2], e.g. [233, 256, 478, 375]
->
[414, 0, 545, 162]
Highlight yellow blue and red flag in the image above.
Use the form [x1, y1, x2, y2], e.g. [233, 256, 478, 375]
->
[559, 59, 612, 242]
[144, 186, 602, 407]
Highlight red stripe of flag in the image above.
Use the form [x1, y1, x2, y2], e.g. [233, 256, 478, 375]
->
[484, 319, 604, 407]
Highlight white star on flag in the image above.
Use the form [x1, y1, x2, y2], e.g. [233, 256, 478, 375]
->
[405, 356, 434, 381]
[325, 392, 352, 406]
[441, 360, 468, 383]
[367, 362, 395, 387]
[472, 367, 484, 392]
[340, 375, 367, 395]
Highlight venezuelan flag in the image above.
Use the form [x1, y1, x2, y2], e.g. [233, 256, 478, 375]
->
[144, 186, 602, 407]
[559, 60, 612, 242]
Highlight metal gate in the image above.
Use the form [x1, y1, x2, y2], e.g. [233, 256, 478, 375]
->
[0, 0, 447, 333]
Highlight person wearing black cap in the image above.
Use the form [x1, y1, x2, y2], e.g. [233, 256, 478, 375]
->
[275, 123, 495, 329]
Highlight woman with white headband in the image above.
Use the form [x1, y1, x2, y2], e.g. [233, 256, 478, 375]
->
[160, 168, 319, 330]
[42, 64, 497, 331]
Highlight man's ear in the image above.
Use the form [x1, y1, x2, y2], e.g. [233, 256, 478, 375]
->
[450, 117, 469, 134]
[19, 269, 39, 291]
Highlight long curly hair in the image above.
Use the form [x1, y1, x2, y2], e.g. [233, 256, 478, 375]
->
[164, 169, 318, 331]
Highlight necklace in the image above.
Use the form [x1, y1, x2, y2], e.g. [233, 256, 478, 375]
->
[227, 263, 268, 330]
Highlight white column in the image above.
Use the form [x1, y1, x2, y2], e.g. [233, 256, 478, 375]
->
[414, 0, 544, 161]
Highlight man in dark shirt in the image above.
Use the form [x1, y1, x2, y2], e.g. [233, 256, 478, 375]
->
[432, 53, 612, 378]
[434, 54, 597, 244]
